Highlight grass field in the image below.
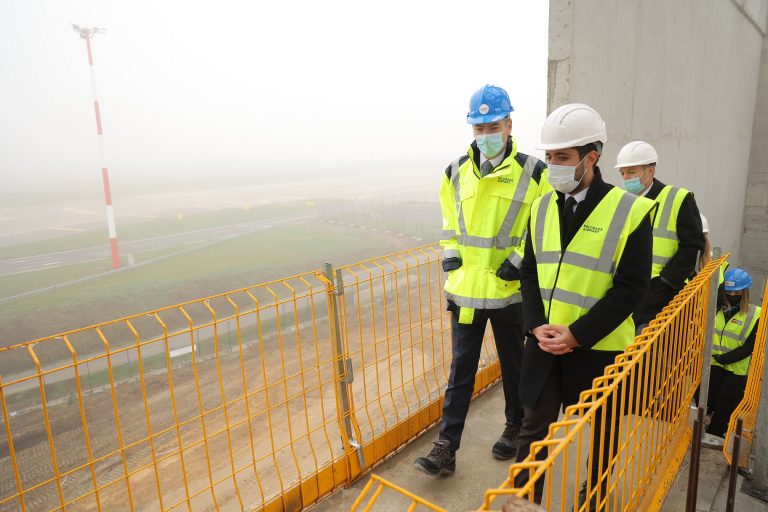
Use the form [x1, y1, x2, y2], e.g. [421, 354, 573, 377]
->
[0, 200, 331, 260]
[0, 221, 418, 345]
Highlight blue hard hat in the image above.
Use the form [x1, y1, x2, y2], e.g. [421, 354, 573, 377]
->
[467, 84, 513, 125]
[724, 268, 752, 292]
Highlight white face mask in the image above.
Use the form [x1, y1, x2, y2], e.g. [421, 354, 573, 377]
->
[547, 156, 587, 194]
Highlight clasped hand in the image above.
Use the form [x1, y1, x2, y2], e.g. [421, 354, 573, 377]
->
[531, 324, 580, 355]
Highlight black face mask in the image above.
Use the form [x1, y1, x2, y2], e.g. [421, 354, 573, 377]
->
[725, 294, 742, 308]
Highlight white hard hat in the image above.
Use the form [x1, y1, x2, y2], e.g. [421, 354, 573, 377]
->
[537, 103, 607, 151]
[700, 213, 709, 234]
[614, 141, 659, 168]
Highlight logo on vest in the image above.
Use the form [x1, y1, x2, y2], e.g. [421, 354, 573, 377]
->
[497, 177, 514, 184]
[582, 224, 603, 234]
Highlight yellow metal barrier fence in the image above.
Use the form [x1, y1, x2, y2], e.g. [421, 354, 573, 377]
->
[477, 256, 726, 511]
[0, 244, 502, 512]
[723, 279, 768, 468]
[350, 474, 446, 512]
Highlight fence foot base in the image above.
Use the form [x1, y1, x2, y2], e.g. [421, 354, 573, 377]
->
[740, 478, 768, 502]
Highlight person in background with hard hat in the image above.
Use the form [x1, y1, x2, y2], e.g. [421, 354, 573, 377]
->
[515, 104, 655, 509]
[705, 268, 761, 441]
[615, 141, 705, 333]
[414, 84, 550, 476]
[699, 213, 712, 270]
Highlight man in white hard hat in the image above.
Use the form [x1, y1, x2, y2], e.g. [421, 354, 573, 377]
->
[615, 141, 705, 333]
[515, 104, 655, 509]
[414, 85, 551, 476]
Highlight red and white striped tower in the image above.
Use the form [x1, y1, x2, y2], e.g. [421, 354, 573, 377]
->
[72, 24, 120, 269]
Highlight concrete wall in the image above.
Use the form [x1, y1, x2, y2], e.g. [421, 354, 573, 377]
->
[548, 0, 767, 276]
[742, 35, 768, 294]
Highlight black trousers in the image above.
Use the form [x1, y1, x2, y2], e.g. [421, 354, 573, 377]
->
[439, 302, 524, 451]
[707, 370, 747, 437]
[705, 365, 728, 414]
[514, 364, 618, 503]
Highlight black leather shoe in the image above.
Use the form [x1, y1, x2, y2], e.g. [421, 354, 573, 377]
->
[575, 480, 599, 512]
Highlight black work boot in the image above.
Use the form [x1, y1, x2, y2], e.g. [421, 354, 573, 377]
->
[491, 423, 521, 460]
[574, 480, 600, 512]
[414, 440, 455, 476]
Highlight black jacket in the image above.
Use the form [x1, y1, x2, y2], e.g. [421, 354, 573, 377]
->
[631, 179, 704, 326]
[645, 179, 704, 289]
[519, 167, 654, 407]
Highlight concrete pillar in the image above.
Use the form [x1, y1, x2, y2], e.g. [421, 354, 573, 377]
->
[741, 33, 768, 297]
[547, 0, 767, 265]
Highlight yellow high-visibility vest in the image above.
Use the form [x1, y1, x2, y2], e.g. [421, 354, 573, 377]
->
[712, 304, 761, 375]
[651, 185, 690, 278]
[719, 261, 728, 285]
[439, 138, 551, 321]
[530, 187, 656, 351]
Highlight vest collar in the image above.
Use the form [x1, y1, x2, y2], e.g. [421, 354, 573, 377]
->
[469, 137, 518, 174]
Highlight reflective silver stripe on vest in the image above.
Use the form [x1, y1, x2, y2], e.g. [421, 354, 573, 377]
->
[444, 291, 522, 309]
[457, 234, 523, 249]
[507, 251, 523, 269]
[540, 192, 634, 274]
[443, 249, 459, 259]
[562, 192, 635, 275]
[536, 191, 640, 310]
[721, 331, 747, 342]
[493, 158, 534, 248]
[652, 254, 671, 266]
[442, 230, 456, 239]
[539, 287, 600, 310]
[451, 159, 468, 238]
[652, 186, 680, 240]
[712, 344, 729, 353]
[533, 192, 554, 256]
[452, 155, 534, 250]
[740, 306, 758, 339]
[536, 251, 563, 264]
[722, 306, 759, 344]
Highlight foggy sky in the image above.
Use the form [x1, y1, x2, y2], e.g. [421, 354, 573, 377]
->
[0, 1, 548, 191]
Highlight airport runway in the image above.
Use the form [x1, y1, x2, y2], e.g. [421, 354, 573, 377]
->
[0, 211, 320, 276]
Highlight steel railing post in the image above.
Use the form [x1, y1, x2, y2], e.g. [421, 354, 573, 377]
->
[323, 263, 365, 471]
[749, 324, 768, 499]
[697, 264, 719, 417]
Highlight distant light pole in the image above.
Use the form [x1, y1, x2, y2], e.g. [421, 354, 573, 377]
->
[71, 24, 120, 269]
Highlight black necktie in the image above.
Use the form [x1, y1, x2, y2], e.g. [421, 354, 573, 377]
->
[481, 160, 494, 177]
[563, 196, 578, 232]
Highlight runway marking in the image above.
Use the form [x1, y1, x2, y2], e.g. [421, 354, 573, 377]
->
[48, 227, 85, 232]
[61, 208, 97, 215]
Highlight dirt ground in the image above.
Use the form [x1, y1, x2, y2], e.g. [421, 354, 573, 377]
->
[0, 269, 470, 512]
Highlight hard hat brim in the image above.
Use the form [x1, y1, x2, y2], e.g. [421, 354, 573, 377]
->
[535, 135, 606, 151]
[467, 112, 510, 125]
[614, 159, 657, 169]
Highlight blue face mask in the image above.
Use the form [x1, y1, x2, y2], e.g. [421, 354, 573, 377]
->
[622, 168, 649, 194]
[475, 131, 505, 158]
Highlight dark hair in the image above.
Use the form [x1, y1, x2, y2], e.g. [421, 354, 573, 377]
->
[576, 143, 601, 163]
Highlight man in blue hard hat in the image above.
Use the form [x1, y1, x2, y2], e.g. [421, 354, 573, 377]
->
[414, 84, 551, 475]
